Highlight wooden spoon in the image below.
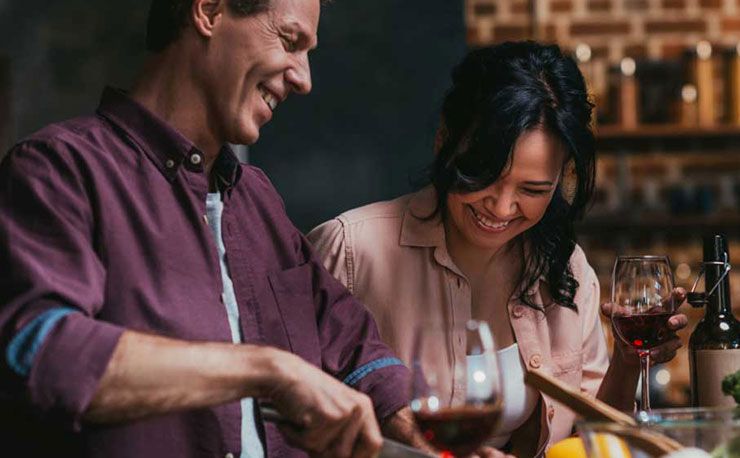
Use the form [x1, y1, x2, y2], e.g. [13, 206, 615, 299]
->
[524, 368, 683, 456]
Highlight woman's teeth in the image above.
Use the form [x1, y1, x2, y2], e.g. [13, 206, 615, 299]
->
[471, 208, 509, 230]
[260, 89, 278, 111]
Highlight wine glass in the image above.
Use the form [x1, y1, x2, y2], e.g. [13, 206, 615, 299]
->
[611, 255, 676, 412]
[409, 320, 503, 457]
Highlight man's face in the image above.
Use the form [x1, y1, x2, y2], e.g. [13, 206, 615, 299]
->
[198, 0, 320, 145]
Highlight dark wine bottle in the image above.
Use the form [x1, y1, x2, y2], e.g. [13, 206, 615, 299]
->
[689, 234, 740, 407]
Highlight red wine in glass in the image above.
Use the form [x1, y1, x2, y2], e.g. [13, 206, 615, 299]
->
[611, 255, 675, 411]
[613, 311, 675, 351]
[410, 320, 503, 456]
[413, 403, 502, 457]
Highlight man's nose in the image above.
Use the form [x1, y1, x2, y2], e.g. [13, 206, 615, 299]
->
[286, 54, 312, 95]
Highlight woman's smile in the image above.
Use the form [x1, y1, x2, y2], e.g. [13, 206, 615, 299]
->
[468, 205, 513, 233]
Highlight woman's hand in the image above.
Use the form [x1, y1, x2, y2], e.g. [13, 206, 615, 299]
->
[601, 287, 689, 366]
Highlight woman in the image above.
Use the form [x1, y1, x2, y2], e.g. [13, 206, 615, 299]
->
[308, 42, 687, 456]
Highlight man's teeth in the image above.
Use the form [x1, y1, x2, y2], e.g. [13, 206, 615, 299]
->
[260, 89, 278, 111]
[472, 208, 509, 229]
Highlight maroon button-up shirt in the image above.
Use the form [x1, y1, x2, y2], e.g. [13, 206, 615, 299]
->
[0, 88, 409, 457]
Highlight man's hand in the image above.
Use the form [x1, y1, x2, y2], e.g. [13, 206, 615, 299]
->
[601, 287, 689, 366]
[85, 332, 381, 458]
[472, 446, 516, 458]
[267, 350, 383, 458]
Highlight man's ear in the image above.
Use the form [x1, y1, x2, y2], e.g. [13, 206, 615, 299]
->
[191, 0, 225, 38]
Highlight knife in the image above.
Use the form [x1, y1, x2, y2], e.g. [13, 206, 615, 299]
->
[259, 403, 434, 458]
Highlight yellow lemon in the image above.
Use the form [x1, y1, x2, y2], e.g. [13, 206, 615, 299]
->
[547, 435, 631, 458]
[547, 437, 587, 458]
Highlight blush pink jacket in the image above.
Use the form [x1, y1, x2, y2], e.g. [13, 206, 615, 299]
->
[307, 187, 610, 456]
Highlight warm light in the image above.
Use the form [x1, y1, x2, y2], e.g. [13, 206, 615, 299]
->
[696, 41, 712, 60]
[473, 370, 487, 383]
[575, 43, 592, 63]
[620, 58, 636, 77]
[681, 84, 698, 103]
[676, 263, 692, 281]
[656, 369, 671, 386]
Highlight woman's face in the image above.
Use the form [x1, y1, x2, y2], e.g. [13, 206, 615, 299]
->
[446, 128, 566, 253]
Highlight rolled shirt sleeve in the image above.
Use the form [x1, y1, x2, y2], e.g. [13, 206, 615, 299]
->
[307, 218, 411, 420]
[299, 234, 410, 422]
[0, 140, 124, 429]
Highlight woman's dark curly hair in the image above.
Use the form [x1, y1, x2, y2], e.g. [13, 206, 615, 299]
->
[430, 41, 596, 311]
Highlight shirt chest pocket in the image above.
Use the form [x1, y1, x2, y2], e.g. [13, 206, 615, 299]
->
[550, 351, 583, 388]
[266, 263, 322, 366]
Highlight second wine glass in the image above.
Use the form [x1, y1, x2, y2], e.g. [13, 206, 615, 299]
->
[611, 255, 676, 412]
[409, 320, 503, 457]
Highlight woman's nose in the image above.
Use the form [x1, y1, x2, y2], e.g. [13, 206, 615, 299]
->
[484, 191, 517, 219]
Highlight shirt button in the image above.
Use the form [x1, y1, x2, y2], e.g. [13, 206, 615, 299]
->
[547, 405, 555, 421]
[190, 153, 203, 165]
[529, 354, 542, 369]
[512, 305, 525, 318]
[165, 159, 175, 168]
[225, 453, 234, 458]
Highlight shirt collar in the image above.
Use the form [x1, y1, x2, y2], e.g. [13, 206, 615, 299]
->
[399, 186, 446, 248]
[95, 87, 240, 188]
[213, 145, 242, 191]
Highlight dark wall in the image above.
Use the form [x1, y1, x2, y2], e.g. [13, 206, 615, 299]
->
[1, 1, 465, 232]
[0, 1, 148, 147]
[251, 0, 466, 231]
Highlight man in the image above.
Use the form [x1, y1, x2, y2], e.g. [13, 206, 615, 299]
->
[0, 0, 419, 456]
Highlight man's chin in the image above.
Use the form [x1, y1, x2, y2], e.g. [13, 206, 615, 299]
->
[231, 125, 260, 146]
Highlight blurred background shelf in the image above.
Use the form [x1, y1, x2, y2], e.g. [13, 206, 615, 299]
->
[596, 125, 740, 153]
[576, 213, 740, 235]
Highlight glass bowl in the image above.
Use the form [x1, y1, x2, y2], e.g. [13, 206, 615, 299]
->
[576, 407, 740, 457]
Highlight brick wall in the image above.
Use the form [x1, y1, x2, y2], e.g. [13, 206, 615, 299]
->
[466, 0, 740, 62]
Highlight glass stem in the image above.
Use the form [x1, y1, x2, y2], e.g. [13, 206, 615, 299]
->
[639, 350, 651, 411]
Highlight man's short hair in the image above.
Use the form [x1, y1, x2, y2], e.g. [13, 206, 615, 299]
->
[146, 0, 271, 52]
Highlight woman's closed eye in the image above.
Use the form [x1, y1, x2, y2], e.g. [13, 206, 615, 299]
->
[521, 187, 552, 196]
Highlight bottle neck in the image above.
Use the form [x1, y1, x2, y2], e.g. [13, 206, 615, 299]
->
[705, 263, 732, 316]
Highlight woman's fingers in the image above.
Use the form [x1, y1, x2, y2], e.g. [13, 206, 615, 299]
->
[651, 337, 683, 363]
[667, 313, 688, 331]
[663, 287, 687, 310]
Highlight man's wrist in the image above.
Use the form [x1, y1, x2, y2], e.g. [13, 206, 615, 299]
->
[241, 345, 297, 399]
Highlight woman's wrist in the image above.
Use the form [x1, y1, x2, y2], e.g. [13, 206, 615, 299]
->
[611, 345, 641, 369]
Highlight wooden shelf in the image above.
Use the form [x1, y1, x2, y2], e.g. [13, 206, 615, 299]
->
[576, 212, 740, 235]
[595, 124, 740, 153]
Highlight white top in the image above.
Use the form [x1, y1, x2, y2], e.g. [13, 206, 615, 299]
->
[468, 343, 539, 448]
[206, 193, 264, 458]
